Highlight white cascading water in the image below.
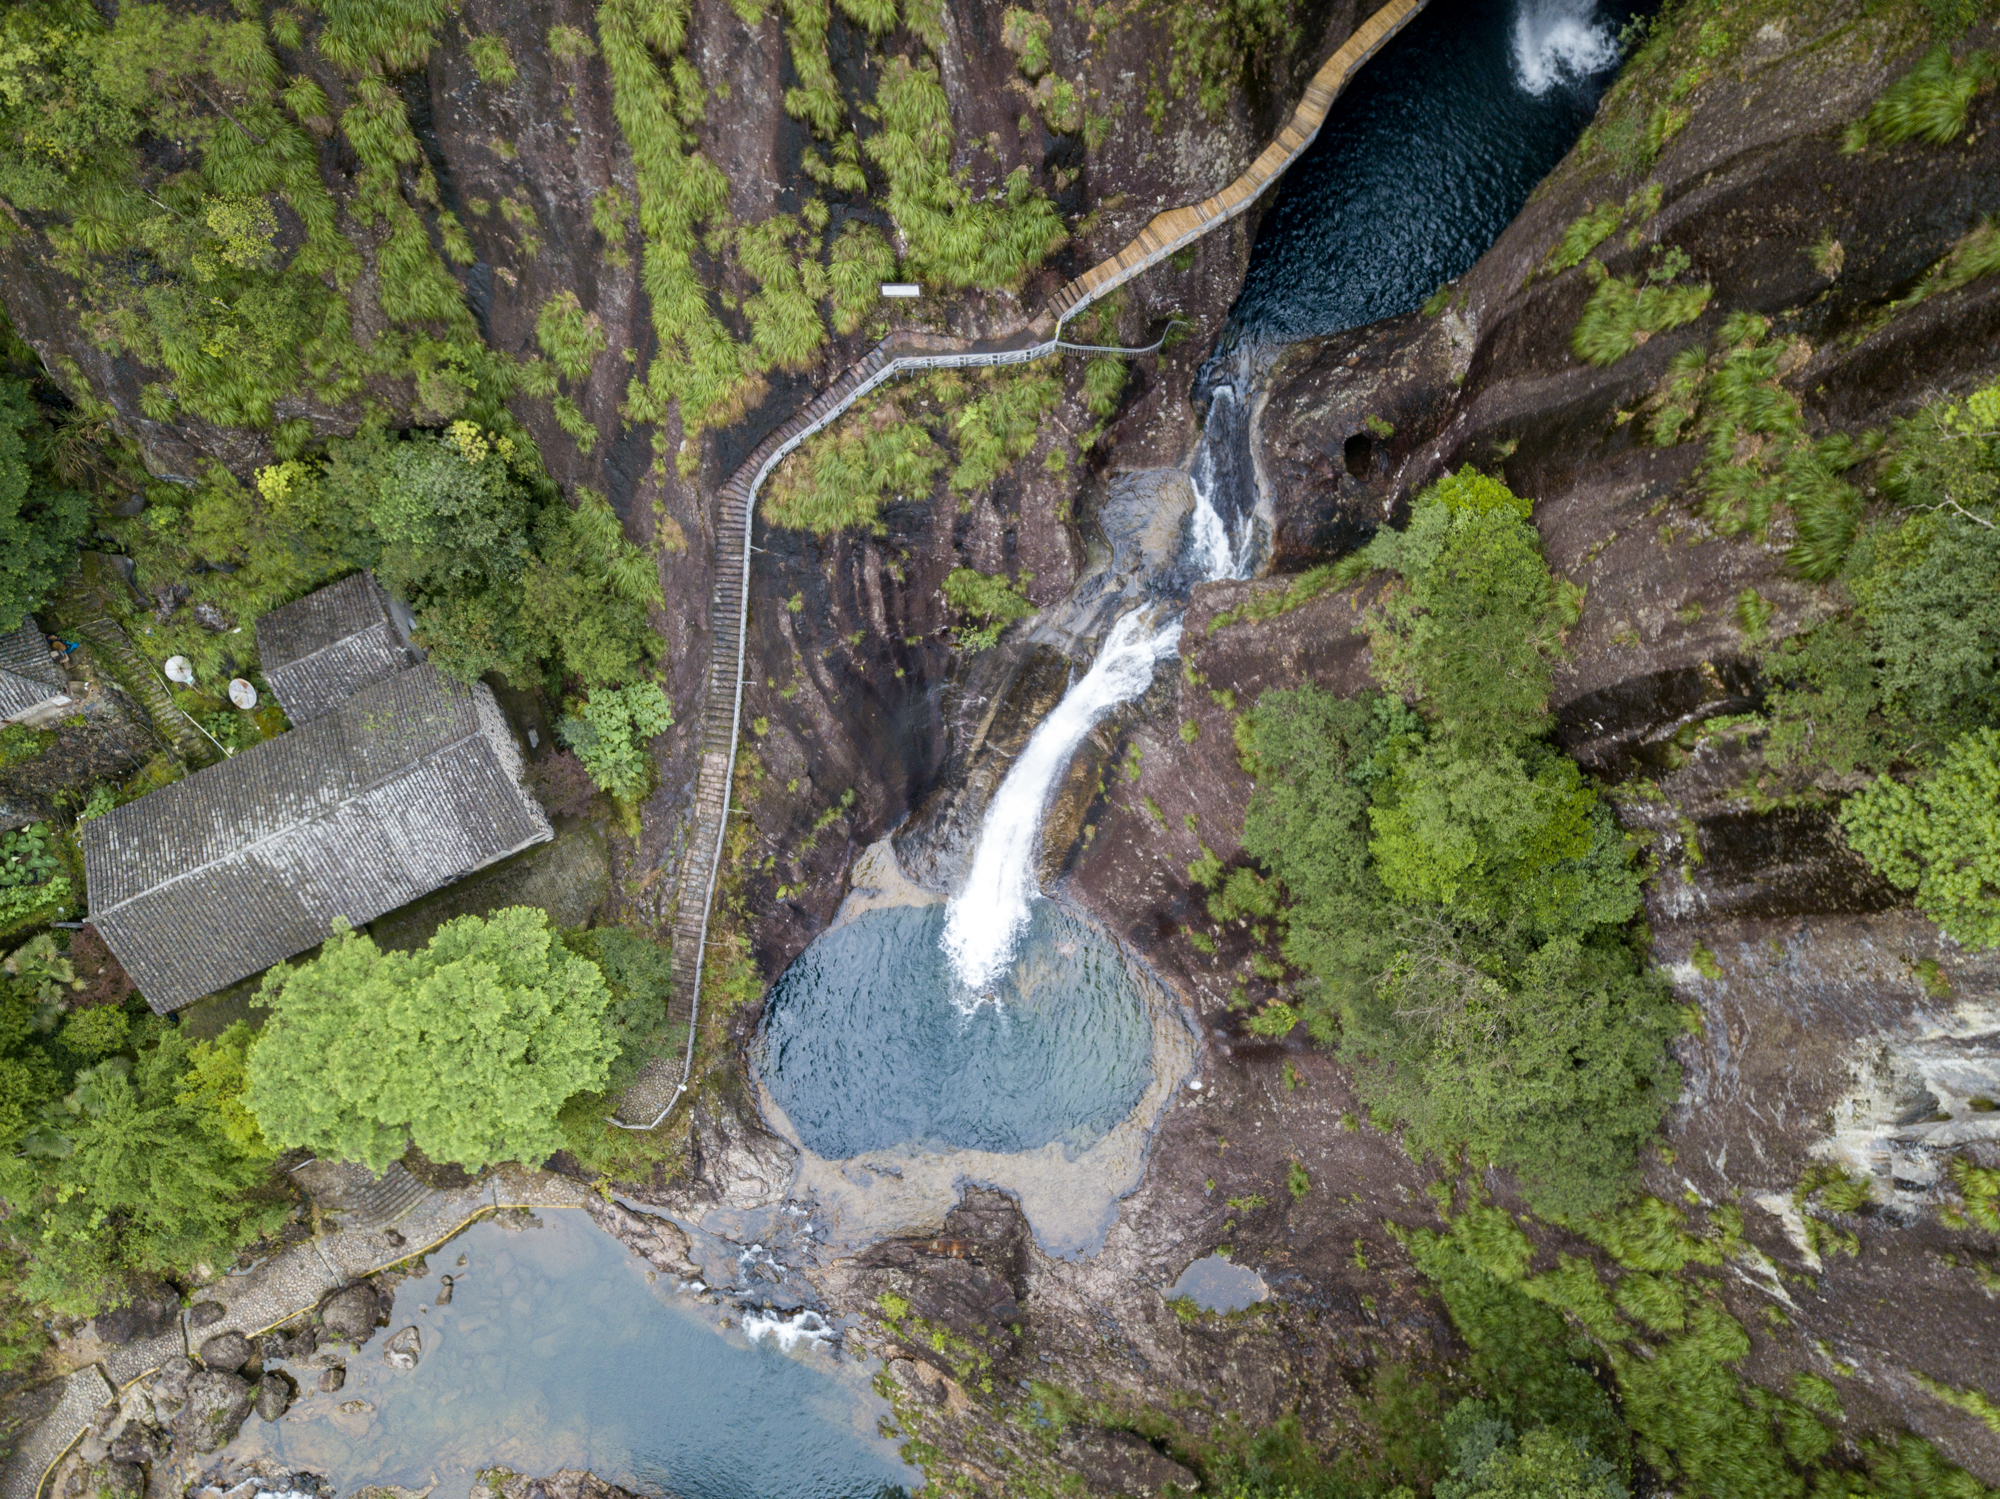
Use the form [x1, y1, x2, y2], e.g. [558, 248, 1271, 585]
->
[1511, 0, 1619, 96]
[940, 458, 1247, 993]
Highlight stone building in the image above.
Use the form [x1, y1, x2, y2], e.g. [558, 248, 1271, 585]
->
[79, 573, 551, 1013]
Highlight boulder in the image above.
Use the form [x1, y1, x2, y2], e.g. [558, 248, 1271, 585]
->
[106, 1422, 168, 1466]
[142, 1357, 195, 1423]
[198, 1331, 252, 1372]
[88, 1284, 181, 1347]
[175, 1370, 252, 1453]
[382, 1326, 420, 1370]
[254, 1372, 295, 1422]
[319, 1283, 386, 1344]
[316, 1365, 345, 1394]
[260, 1328, 315, 1363]
[187, 1301, 226, 1331]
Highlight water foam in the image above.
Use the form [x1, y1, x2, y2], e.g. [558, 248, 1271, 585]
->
[940, 609, 1181, 992]
[1511, 0, 1619, 96]
[741, 1308, 834, 1352]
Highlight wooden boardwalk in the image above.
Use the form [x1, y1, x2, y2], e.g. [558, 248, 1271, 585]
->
[613, 0, 1427, 1129]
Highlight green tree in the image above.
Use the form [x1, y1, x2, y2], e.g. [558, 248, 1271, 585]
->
[245, 909, 617, 1173]
[1840, 728, 2000, 948]
[1236, 471, 1675, 1216]
[0, 378, 91, 632]
[0, 1028, 287, 1315]
[1349, 467, 1582, 747]
[1434, 1402, 1628, 1499]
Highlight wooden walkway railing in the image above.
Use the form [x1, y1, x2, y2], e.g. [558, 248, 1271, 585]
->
[611, 0, 1427, 1129]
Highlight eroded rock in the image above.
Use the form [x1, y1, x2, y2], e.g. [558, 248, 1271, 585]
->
[382, 1326, 420, 1370]
[318, 1283, 387, 1344]
[253, 1372, 295, 1423]
[197, 1332, 252, 1373]
[175, 1371, 252, 1453]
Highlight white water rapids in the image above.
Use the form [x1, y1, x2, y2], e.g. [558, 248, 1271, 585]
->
[940, 450, 1251, 993]
[1511, 0, 1620, 96]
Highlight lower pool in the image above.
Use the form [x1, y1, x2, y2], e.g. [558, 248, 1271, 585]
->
[756, 901, 1154, 1160]
[219, 1213, 914, 1499]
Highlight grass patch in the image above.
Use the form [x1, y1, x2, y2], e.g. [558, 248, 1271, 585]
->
[1572, 259, 1712, 366]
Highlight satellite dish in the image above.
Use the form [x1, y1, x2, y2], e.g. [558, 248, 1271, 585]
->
[164, 656, 195, 686]
[228, 678, 258, 710]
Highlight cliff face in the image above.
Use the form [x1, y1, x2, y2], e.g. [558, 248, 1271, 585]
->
[1008, 0, 2000, 1483]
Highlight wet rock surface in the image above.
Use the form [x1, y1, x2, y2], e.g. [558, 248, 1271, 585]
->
[317, 1283, 388, 1345]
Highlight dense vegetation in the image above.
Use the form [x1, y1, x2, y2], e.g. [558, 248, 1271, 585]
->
[99, 421, 661, 692]
[0, 908, 677, 1331]
[1225, 470, 1679, 1219]
[246, 910, 616, 1173]
[765, 366, 1061, 535]
[0, 358, 91, 634]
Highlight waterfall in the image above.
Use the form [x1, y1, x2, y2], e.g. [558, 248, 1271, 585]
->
[1188, 387, 1255, 582]
[940, 392, 1253, 993]
[1511, 0, 1619, 96]
[940, 608, 1183, 993]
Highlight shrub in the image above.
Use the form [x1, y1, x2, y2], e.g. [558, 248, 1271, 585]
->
[863, 56, 1065, 290]
[1846, 44, 1995, 150]
[466, 33, 518, 85]
[949, 371, 1059, 491]
[246, 910, 617, 1172]
[0, 379, 91, 633]
[536, 291, 608, 382]
[558, 682, 674, 801]
[1572, 266, 1712, 365]
[561, 926, 679, 1096]
[1165, 0, 1298, 121]
[764, 400, 943, 533]
[943, 567, 1034, 651]
[1840, 728, 2000, 947]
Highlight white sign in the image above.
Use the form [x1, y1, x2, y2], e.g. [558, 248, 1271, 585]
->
[880, 283, 921, 298]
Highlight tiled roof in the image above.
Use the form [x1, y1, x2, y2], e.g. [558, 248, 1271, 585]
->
[0, 618, 66, 721]
[256, 572, 412, 724]
[81, 663, 551, 1012]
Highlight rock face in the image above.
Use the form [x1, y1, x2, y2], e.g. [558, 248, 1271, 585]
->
[793, 6, 2000, 1492]
[1058, 1429, 1198, 1497]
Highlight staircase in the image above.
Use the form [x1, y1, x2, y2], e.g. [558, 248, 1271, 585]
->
[74, 616, 212, 763]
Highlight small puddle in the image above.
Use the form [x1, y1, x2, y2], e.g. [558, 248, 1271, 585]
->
[220, 1212, 914, 1499]
[758, 901, 1153, 1158]
[1170, 1256, 1269, 1313]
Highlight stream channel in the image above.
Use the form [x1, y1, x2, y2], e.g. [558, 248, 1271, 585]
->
[218, 5, 1643, 1495]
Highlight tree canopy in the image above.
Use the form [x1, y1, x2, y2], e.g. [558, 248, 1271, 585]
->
[1232, 470, 1677, 1218]
[245, 908, 616, 1173]
[0, 377, 91, 633]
